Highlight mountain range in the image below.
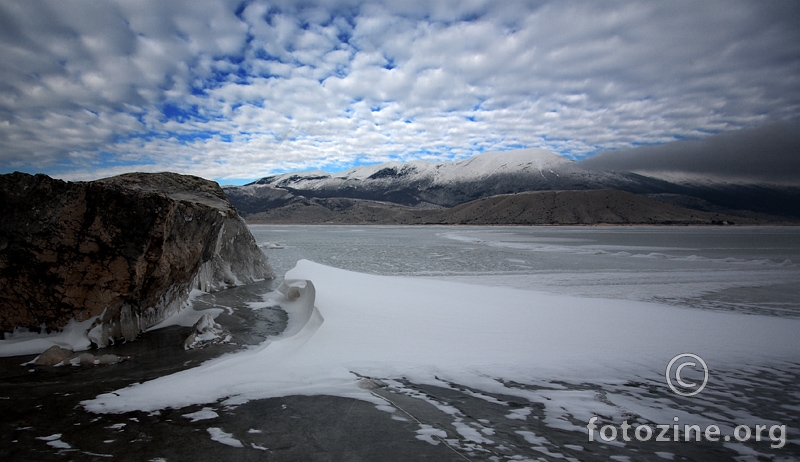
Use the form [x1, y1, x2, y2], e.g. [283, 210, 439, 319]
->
[223, 148, 800, 225]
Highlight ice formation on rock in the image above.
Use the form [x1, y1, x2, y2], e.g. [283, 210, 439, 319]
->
[0, 172, 273, 351]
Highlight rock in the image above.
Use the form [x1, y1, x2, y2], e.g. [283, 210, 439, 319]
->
[72, 352, 98, 366]
[32, 345, 74, 366]
[95, 354, 124, 365]
[183, 313, 230, 350]
[30, 346, 126, 367]
[69, 352, 125, 366]
[0, 172, 273, 348]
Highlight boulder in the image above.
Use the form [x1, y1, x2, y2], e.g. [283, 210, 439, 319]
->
[183, 313, 230, 350]
[0, 172, 273, 347]
[28, 345, 126, 366]
[32, 345, 74, 366]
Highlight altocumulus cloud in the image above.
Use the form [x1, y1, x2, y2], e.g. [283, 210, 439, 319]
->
[0, 0, 798, 183]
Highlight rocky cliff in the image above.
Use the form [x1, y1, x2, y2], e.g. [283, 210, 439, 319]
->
[0, 172, 273, 347]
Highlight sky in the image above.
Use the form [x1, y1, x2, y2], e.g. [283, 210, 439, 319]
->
[1, 0, 798, 185]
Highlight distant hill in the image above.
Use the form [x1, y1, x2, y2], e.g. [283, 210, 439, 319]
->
[435, 190, 750, 225]
[244, 190, 754, 225]
[224, 148, 800, 225]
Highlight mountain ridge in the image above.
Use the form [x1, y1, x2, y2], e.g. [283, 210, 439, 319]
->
[224, 148, 800, 224]
[243, 190, 754, 226]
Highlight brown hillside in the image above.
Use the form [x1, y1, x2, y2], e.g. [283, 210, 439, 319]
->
[245, 189, 754, 225]
[436, 190, 748, 225]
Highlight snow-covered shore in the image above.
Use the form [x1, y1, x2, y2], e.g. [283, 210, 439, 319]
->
[83, 260, 800, 415]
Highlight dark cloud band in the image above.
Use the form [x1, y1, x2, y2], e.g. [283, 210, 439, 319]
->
[581, 120, 800, 185]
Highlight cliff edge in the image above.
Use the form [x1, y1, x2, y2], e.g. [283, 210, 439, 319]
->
[0, 172, 273, 347]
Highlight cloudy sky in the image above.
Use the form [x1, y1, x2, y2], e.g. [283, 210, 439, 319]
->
[1, 0, 798, 184]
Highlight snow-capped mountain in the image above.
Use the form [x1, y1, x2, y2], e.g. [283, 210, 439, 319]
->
[223, 147, 800, 220]
[264, 148, 570, 186]
[226, 148, 677, 213]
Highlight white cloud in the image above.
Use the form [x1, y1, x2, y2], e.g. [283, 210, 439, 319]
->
[0, 0, 798, 183]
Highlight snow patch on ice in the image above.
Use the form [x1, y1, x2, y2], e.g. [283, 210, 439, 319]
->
[416, 424, 447, 445]
[182, 407, 219, 422]
[505, 407, 532, 420]
[36, 433, 71, 449]
[207, 427, 243, 447]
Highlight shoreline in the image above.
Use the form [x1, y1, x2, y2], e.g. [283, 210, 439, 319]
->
[3, 228, 798, 460]
[245, 220, 800, 226]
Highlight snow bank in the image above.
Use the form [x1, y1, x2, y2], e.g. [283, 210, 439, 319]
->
[82, 260, 800, 414]
[0, 318, 96, 358]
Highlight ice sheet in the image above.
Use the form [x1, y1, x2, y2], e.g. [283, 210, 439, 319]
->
[253, 225, 800, 319]
[82, 260, 800, 416]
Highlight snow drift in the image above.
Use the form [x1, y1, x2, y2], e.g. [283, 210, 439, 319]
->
[82, 260, 800, 415]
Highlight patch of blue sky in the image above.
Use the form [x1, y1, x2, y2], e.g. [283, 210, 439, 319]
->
[253, 48, 283, 63]
[331, 64, 349, 78]
[262, 5, 284, 26]
[298, 19, 313, 31]
[629, 139, 672, 146]
[207, 65, 249, 86]
[214, 177, 253, 186]
[667, 132, 709, 142]
[336, 28, 352, 44]
[159, 103, 210, 123]
[234, 1, 249, 20]
[174, 131, 215, 144]
[692, 127, 724, 136]
[224, 54, 245, 65]
[501, 142, 529, 151]
[0, 160, 43, 176]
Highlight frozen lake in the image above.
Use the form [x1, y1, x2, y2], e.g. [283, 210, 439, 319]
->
[3, 225, 799, 461]
[254, 225, 800, 317]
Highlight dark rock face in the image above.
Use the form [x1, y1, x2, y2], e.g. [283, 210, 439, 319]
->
[0, 172, 272, 347]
